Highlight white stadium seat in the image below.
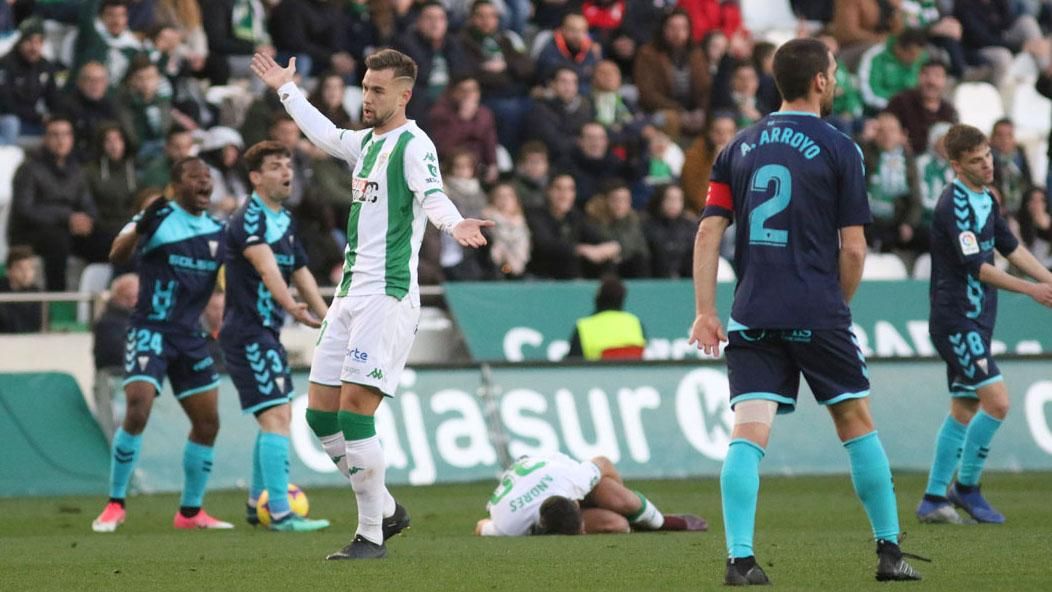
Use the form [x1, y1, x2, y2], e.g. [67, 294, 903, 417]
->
[741, 0, 795, 34]
[862, 253, 909, 280]
[1011, 78, 1052, 141]
[954, 83, 1005, 136]
[0, 145, 26, 263]
[77, 263, 114, 324]
[912, 253, 932, 280]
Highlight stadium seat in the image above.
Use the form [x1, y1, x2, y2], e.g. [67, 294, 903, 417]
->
[954, 83, 1005, 135]
[741, 0, 795, 33]
[912, 253, 932, 280]
[717, 256, 736, 282]
[862, 253, 909, 280]
[76, 263, 114, 325]
[0, 145, 26, 263]
[1010, 78, 1052, 141]
[342, 85, 364, 125]
[530, 29, 553, 60]
[496, 144, 513, 173]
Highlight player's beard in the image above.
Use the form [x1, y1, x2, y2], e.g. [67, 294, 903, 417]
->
[819, 88, 834, 118]
[363, 105, 394, 128]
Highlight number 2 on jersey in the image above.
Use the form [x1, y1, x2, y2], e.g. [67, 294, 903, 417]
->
[748, 164, 792, 247]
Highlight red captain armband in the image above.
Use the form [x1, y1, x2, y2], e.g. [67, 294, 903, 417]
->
[705, 181, 732, 211]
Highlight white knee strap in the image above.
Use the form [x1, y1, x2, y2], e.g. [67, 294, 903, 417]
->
[734, 400, 777, 427]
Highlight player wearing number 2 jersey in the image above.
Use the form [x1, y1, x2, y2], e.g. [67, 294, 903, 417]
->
[689, 38, 922, 585]
[252, 48, 493, 561]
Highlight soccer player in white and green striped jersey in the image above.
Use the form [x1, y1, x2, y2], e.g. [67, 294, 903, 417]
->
[252, 49, 493, 560]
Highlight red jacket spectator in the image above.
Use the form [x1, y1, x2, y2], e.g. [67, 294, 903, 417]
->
[676, 0, 744, 43]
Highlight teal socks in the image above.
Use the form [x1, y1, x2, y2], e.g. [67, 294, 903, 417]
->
[720, 439, 764, 558]
[250, 431, 265, 503]
[108, 427, 143, 500]
[180, 441, 214, 508]
[924, 415, 967, 497]
[259, 432, 291, 516]
[958, 410, 1002, 486]
[844, 431, 899, 543]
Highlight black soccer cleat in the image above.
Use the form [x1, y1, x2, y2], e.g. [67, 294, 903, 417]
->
[724, 556, 770, 586]
[382, 502, 411, 541]
[875, 539, 927, 582]
[245, 503, 259, 527]
[325, 534, 387, 560]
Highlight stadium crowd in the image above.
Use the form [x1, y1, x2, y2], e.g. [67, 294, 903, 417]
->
[3, 0, 1052, 333]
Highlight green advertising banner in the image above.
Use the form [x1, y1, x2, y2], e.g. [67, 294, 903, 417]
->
[10, 359, 1044, 497]
[443, 280, 1052, 362]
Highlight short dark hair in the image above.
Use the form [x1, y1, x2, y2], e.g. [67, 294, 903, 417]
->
[166, 126, 191, 143]
[920, 59, 948, 73]
[536, 496, 582, 535]
[895, 28, 928, 49]
[44, 114, 74, 132]
[546, 172, 574, 189]
[470, 0, 495, 16]
[992, 117, 1014, 133]
[944, 124, 988, 161]
[595, 273, 626, 311]
[126, 54, 157, 79]
[269, 112, 295, 130]
[518, 141, 549, 161]
[600, 177, 629, 196]
[171, 156, 203, 184]
[772, 38, 831, 102]
[365, 49, 418, 83]
[6, 245, 35, 268]
[244, 141, 292, 172]
[100, 0, 127, 13]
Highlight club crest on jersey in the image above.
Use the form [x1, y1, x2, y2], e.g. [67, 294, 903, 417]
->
[208, 240, 219, 257]
[958, 231, 979, 255]
[275, 376, 286, 392]
[352, 178, 380, 203]
[138, 356, 149, 371]
[976, 358, 989, 374]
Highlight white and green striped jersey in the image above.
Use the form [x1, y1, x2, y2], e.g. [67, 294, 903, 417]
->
[278, 82, 464, 305]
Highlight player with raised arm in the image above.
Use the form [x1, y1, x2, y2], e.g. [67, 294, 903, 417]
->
[689, 38, 924, 584]
[92, 157, 232, 532]
[915, 124, 1052, 525]
[251, 49, 493, 560]
[474, 454, 707, 537]
[221, 140, 331, 532]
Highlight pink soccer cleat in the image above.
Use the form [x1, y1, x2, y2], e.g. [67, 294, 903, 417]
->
[660, 514, 708, 532]
[92, 502, 126, 533]
[173, 509, 235, 530]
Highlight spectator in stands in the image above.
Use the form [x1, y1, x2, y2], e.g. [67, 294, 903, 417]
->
[567, 274, 646, 360]
[680, 112, 736, 214]
[74, 0, 144, 86]
[199, 126, 248, 218]
[511, 141, 550, 211]
[915, 121, 954, 249]
[858, 28, 928, 112]
[118, 57, 174, 161]
[886, 59, 958, 155]
[269, 0, 356, 79]
[633, 9, 711, 139]
[585, 0, 635, 80]
[1018, 187, 1052, 270]
[818, 33, 865, 135]
[643, 183, 695, 278]
[900, 0, 966, 78]
[267, 113, 310, 208]
[586, 179, 650, 277]
[440, 148, 491, 280]
[590, 59, 643, 145]
[956, 0, 1046, 89]
[92, 272, 139, 440]
[9, 117, 109, 291]
[144, 23, 211, 127]
[523, 67, 594, 168]
[830, 0, 903, 65]
[568, 122, 642, 207]
[483, 182, 530, 279]
[308, 71, 359, 130]
[990, 118, 1033, 219]
[139, 126, 193, 189]
[678, 0, 746, 43]
[429, 75, 499, 183]
[201, 0, 275, 85]
[526, 173, 620, 279]
[711, 59, 769, 128]
[642, 128, 685, 193]
[621, 0, 677, 53]
[0, 18, 59, 144]
[459, 0, 534, 150]
[86, 125, 138, 245]
[536, 12, 600, 91]
[863, 111, 921, 254]
[154, 0, 209, 71]
[0, 246, 43, 333]
[395, 1, 470, 125]
[54, 62, 126, 161]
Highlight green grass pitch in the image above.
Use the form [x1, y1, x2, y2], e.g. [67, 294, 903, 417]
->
[2, 473, 1050, 591]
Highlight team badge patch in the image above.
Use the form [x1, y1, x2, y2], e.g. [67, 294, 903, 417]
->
[958, 231, 979, 255]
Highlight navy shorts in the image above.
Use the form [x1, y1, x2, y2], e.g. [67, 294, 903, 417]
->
[123, 326, 220, 399]
[931, 328, 1003, 398]
[725, 328, 870, 413]
[221, 329, 293, 415]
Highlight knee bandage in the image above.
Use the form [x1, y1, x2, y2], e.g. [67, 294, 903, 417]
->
[733, 400, 777, 427]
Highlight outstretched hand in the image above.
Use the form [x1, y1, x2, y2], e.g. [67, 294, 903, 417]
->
[452, 218, 495, 248]
[250, 53, 296, 91]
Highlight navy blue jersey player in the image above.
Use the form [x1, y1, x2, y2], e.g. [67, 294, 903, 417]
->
[688, 39, 922, 584]
[916, 124, 1052, 525]
[92, 157, 233, 532]
[219, 141, 330, 532]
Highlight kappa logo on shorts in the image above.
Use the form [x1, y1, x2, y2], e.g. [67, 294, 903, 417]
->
[348, 347, 369, 363]
[367, 368, 384, 380]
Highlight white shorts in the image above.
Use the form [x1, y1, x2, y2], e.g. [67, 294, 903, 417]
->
[308, 294, 420, 396]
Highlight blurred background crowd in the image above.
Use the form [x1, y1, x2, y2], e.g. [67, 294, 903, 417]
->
[2, 0, 1052, 332]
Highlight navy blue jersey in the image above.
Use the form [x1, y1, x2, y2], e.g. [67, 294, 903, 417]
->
[703, 112, 871, 330]
[131, 202, 226, 334]
[929, 180, 1019, 334]
[221, 194, 308, 336]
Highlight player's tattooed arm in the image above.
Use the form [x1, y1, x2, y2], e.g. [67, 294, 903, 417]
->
[244, 244, 322, 328]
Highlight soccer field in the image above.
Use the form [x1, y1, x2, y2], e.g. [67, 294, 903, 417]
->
[3, 472, 1050, 592]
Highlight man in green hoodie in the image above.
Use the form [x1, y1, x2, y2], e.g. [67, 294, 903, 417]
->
[859, 28, 928, 112]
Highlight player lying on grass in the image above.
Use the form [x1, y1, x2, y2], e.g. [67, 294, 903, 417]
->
[474, 453, 707, 536]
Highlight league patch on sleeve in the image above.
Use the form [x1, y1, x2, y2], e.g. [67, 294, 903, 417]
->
[958, 230, 979, 255]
